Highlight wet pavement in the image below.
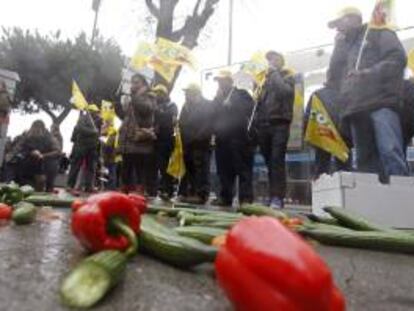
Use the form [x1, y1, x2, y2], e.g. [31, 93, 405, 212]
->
[1, 210, 414, 311]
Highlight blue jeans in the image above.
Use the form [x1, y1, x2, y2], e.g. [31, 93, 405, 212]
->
[350, 107, 409, 181]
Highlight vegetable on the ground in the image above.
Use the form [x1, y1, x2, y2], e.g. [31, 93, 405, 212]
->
[215, 216, 345, 311]
[304, 213, 340, 226]
[177, 211, 242, 227]
[0, 183, 24, 206]
[147, 205, 240, 218]
[323, 206, 386, 231]
[174, 226, 227, 244]
[139, 215, 217, 268]
[60, 250, 127, 308]
[0, 203, 12, 220]
[298, 227, 414, 254]
[71, 192, 143, 255]
[20, 185, 35, 198]
[238, 203, 287, 220]
[12, 202, 37, 225]
[26, 195, 75, 207]
[211, 234, 227, 247]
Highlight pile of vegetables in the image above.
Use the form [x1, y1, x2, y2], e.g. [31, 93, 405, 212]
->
[62, 197, 347, 310]
[0, 183, 38, 225]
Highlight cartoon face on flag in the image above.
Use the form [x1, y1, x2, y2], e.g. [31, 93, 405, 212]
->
[305, 95, 349, 162]
[130, 38, 195, 83]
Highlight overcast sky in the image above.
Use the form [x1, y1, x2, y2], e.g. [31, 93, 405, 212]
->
[1, 0, 413, 151]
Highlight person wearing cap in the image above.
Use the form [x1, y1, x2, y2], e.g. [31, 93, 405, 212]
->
[153, 84, 178, 201]
[178, 83, 214, 205]
[212, 70, 255, 207]
[116, 73, 158, 196]
[255, 50, 295, 209]
[67, 105, 102, 193]
[327, 6, 409, 181]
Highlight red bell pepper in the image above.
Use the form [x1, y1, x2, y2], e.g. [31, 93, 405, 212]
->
[127, 194, 147, 214]
[71, 192, 143, 255]
[215, 216, 345, 311]
[0, 203, 12, 220]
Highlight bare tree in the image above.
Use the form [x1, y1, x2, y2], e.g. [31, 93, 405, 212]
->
[144, 0, 221, 87]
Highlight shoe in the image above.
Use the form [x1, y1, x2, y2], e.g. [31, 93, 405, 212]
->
[269, 197, 284, 209]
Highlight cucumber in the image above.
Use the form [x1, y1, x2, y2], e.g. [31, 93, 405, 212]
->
[238, 203, 287, 219]
[304, 213, 340, 226]
[139, 215, 217, 268]
[25, 195, 75, 207]
[298, 228, 414, 254]
[12, 202, 37, 225]
[178, 211, 242, 226]
[147, 205, 239, 218]
[323, 206, 386, 231]
[174, 226, 227, 244]
[20, 185, 35, 198]
[60, 250, 127, 308]
[199, 220, 237, 229]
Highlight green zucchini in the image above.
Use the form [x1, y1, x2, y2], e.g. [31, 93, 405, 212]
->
[174, 226, 227, 244]
[238, 203, 287, 219]
[139, 215, 217, 268]
[25, 194, 75, 207]
[323, 206, 386, 231]
[299, 227, 414, 254]
[147, 205, 240, 218]
[20, 185, 35, 198]
[178, 211, 242, 227]
[60, 250, 127, 308]
[12, 202, 37, 225]
[304, 213, 340, 226]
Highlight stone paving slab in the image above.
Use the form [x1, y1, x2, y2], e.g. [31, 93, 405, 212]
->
[1, 211, 414, 311]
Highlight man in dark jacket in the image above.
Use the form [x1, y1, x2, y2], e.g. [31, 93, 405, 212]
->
[178, 83, 214, 204]
[67, 107, 101, 193]
[153, 84, 178, 201]
[328, 6, 409, 181]
[255, 51, 295, 208]
[212, 70, 255, 207]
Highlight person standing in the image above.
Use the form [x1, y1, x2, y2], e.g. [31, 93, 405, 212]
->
[255, 51, 295, 209]
[178, 83, 214, 205]
[212, 70, 255, 207]
[153, 84, 178, 201]
[45, 123, 63, 192]
[116, 73, 157, 196]
[328, 6, 409, 182]
[67, 106, 101, 193]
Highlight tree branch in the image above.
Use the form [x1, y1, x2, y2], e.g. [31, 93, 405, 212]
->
[55, 105, 72, 125]
[145, 0, 160, 19]
[193, 0, 203, 16]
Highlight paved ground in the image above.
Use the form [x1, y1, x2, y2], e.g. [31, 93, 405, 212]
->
[1, 209, 414, 311]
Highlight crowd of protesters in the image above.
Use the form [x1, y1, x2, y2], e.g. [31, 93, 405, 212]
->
[2, 6, 414, 210]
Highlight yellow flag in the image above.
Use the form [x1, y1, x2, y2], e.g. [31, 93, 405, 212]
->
[151, 59, 179, 83]
[242, 51, 268, 86]
[305, 95, 349, 162]
[408, 49, 414, 74]
[101, 100, 116, 122]
[71, 80, 88, 110]
[167, 127, 186, 179]
[155, 37, 195, 68]
[131, 42, 155, 70]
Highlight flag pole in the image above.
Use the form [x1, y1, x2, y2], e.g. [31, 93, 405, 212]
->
[354, 25, 371, 70]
